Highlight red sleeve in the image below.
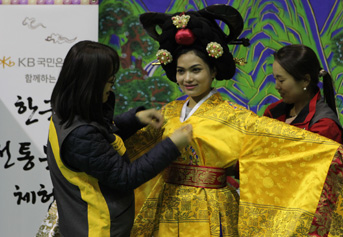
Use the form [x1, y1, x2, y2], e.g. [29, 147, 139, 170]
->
[309, 118, 342, 143]
[263, 105, 272, 117]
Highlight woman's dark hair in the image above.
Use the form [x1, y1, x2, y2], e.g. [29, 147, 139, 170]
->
[274, 44, 337, 115]
[139, 5, 249, 82]
[51, 40, 120, 127]
[157, 11, 235, 82]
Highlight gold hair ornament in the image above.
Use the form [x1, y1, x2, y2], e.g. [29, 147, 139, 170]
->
[233, 57, 247, 65]
[206, 42, 223, 58]
[156, 49, 173, 65]
[172, 14, 190, 29]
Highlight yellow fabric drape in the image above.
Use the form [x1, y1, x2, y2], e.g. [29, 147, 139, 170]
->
[125, 92, 342, 236]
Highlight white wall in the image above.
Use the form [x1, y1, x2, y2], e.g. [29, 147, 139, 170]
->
[0, 5, 98, 236]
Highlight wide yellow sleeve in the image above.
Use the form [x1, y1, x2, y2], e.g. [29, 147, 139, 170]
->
[124, 122, 164, 217]
[236, 108, 341, 235]
[124, 124, 163, 162]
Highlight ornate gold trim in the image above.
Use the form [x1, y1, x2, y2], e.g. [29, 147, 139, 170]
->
[163, 163, 226, 189]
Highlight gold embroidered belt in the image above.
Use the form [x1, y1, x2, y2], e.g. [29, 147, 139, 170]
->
[163, 163, 227, 189]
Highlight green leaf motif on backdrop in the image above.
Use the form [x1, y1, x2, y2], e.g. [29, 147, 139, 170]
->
[99, 0, 182, 114]
[99, 0, 343, 124]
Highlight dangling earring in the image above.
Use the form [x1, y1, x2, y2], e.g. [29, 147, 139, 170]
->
[303, 87, 307, 91]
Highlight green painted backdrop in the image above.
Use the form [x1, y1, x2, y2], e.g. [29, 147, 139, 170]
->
[99, 0, 343, 124]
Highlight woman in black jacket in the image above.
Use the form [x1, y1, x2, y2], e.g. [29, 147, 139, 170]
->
[39, 40, 192, 237]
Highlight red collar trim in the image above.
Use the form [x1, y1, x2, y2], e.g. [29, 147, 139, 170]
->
[303, 91, 320, 124]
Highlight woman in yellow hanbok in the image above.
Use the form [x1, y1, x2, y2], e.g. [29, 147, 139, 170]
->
[127, 5, 343, 237]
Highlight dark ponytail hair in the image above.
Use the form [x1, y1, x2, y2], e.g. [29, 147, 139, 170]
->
[274, 44, 337, 116]
[321, 70, 337, 116]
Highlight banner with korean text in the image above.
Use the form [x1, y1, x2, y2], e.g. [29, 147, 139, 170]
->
[0, 5, 98, 236]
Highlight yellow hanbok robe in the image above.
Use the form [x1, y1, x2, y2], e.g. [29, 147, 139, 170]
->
[125, 91, 343, 236]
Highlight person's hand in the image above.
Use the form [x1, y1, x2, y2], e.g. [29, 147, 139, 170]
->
[136, 109, 164, 129]
[169, 124, 193, 150]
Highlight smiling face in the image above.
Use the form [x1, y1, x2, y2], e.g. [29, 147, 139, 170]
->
[272, 60, 309, 105]
[176, 51, 216, 108]
[103, 75, 115, 103]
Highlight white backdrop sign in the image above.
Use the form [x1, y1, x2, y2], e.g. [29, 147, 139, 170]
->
[0, 5, 98, 236]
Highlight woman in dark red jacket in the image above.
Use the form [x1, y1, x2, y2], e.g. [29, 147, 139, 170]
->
[264, 44, 343, 236]
[264, 44, 342, 143]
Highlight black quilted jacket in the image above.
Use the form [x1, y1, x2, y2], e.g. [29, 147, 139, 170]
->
[49, 92, 180, 236]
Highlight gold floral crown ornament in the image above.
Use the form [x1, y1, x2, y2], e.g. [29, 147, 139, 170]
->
[156, 49, 173, 65]
[172, 14, 190, 29]
[233, 57, 247, 65]
[206, 42, 224, 58]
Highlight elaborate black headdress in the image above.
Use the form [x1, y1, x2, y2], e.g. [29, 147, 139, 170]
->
[140, 4, 250, 82]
